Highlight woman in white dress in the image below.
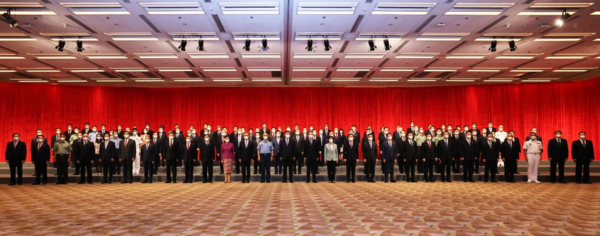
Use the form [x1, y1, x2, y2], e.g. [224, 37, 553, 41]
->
[131, 130, 143, 175]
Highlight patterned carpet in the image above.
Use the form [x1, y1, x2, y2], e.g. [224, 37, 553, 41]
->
[0, 182, 598, 235]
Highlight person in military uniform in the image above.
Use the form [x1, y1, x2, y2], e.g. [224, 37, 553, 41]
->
[523, 132, 543, 183]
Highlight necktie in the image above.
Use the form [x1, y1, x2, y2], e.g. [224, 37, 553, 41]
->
[187, 143, 190, 150]
[245, 141, 248, 147]
[146, 144, 149, 149]
[369, 142, 372, 148]
[558, 139, 560, 144]
[84, 141, 87, 146]
[310, 140, 313, 145]
[350, 142, 352, 148]
[509, 141, 512, 148]
[488, 141, 492, 147]
[428, 141, 431, 148]
[445, 140, 448, 147]
[286, 139, 289, 145]
[583, 140, 586, 147]
[170, 140, 173, 148]
[38, 143, 41, 150]
[14, 141, 17, 148]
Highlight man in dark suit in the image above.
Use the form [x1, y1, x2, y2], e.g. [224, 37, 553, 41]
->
[572, 131, 594, 184]
[280, 131, 296, 183]
[304, 133, 320, 183]
[239, 133, 255, 183]
[30, 129, 48, 177]
[141, 137, 155, 183]
[450, 130, 462, 173]
[64, 124, 74, 140]
[292, 129, 304, 174]
[381, 133, 399, 183]
[259, 122, 270, 136]
[548, 130, 569, 183]
[78, 134, 95, 184]
[120, 131, 137, 183]
[6, 133, 27, 185]
[162, 132, 180, 183]
[484, 122, 496, 134]
[31, 135, 50, 185]
[233, 129, 243, 174]
[395, 130, 407, 174]
[472, 130, 483, 174]
[501, 135, 520, 182]
[116, 124, 124, 139]
[99, 134, 116, 183]
[154, 126, 167, 172]
[363, 134, 378, 183]
[272, 130, 282, 174]
[481, 133, 500, 182]
[403, 133, 417, 182]
[199, 135, 215, 183]
[437, 132, 454, 182]
[342, 134, 359, 183]
[182, 136, 198, 183]
[82, 123, 91, 135]
[421, 134, 437, 182]
[407, 122, 416, 134]
[460, 131, 477, 182]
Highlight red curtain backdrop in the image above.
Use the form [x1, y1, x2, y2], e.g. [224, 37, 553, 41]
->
[1, 79, 599, 161]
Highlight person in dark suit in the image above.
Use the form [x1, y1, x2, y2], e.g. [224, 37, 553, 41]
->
[484, 122, 496, 134]
[78, 134, 95, 184]
[470, 123, 480, 136]
[82, 123, 91, 135]
[238, 133, 255, 183]
[342, 134, 359, 183]
[437, 132, 454, 182]
[141, 137, 155, 183]
[64, 124, 74, 140]
[363, 134, 378, 182]
[120, 131, 137, 183]
[162, 132, 180, 183]
[304, 133, 320, 183]
[292, 129, 304, 174]
[421, 134, 437, 182]
[116, 124, 124, 139]
[501, 134, 520, 182]
[280, 131, 296, 183]
[407, 122, 416, 134]
[459, 131, 477, 182]
[547, 130, 569, 183]
[381, 133, 398, 183]
[154, 126, 167, 172]
[272, 130, 282, 174]
[30, 129, 48, 177]
[99, 134, 116, 183]
[395, 130, 407, 174]
[233, 129, 244, 174]
[481, 133, 500, 182]
[31, 135, 50, 185]
[450, 130, 462, 173]
[182, 136, 198, 183]
[572, 131, 594, 184]
[199, 135, 216, 183]
[6, 133, 27, 185]
[472, 130, 483, 174]
[403, 133, 417, 182]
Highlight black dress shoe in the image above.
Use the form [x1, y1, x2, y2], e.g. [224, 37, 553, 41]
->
[172, 181, 177, 183]
[42, 182, 47, 185]
[351, 180, 356, 183]
[312, 180, 317, 183]
[142, 180, 148, 183]
[447, 180, 452, 183]
[306, 180, 310, 183]
[391, 180, 396, 183]
[32, 182, 40, 185]
[290, 180, 294, 183]
[469, 180, 475, 182]
[8, 183, 16, 186]
[78, 182, 85, 184]
[267, 181, 270, 183]
[203, 181, 208, 183]
[165, 181, 171, 183]
[559, 181, 567, 184]
[584, 181, 592, 184]
[346, 180, 350, 183]
[282, 180, 287, 183]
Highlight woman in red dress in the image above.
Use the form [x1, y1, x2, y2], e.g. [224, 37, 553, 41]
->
[220, 135, 235, 183]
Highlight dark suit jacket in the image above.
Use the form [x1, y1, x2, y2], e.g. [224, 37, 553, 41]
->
[99, 141, 116, 162]
[151, 139, 161, 160]
[63, 130, 75, 141]
[362, 141, 378, 161]
[485, 127, 496, 134]
[120, 139, 137, 161]
[5, 141, 27, 162]
[403, 140, 417, 162]
[51, 134, 61, 150]
[548, 138, 569, 160]
[572, 140, 595, 162]
[141, 143, 155, 163]
[303, 139, 320, 160]
[280, 139, 296, 161]
[162, 139, 180, 161]
[80, 141, 96, 163]
[238, 140, 255, 161]
[292, 135, 304, 154]
[182, 142, 197, 162]
[31, 143, 50, 163]
[459, 138, 477, 161]
[481, 140, 500, 161]
[199, 141, 216, 162]
[272, 137, 282, 157]
[421, 141, 436, 161]
[501, 140, 520, 161]
[381, 141, 398, 161]
[342, 140, 359, 161]
[436, 139, 453, 162]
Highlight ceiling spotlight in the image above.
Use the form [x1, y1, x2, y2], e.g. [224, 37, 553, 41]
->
[368, 39, 377, 51]
[76, 40, 84, 52]
[261, 39, 269, 51]
[178, 39, 188, 51]
[488, 39, 497, 52]
[2, 9, 18, 28]
[555, 8, 571, 27]
[306, 39, 314, 51]
[197, 40, 205, 51]
[323, 39, 332, 51]
[55, 39, 66, 52]
[383, 38, 391, 51]
[508, 38, 517, 52]
[243, 39, 251, 51]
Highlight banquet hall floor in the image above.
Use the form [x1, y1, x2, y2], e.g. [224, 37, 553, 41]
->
[0, 181, 598, 235]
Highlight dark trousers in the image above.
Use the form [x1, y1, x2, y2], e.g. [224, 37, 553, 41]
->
[365, 158, 376, 181]
[306, 157, 317, 181]
[423, 159, 434, 181]
[153, 156, 160, 174]
[383, 159, 395, 181]
[8, 160, 23, 184]
[184, 159, 195, 182]
[326, 160, 336, 181]
[202, 160, 213, 182]
[463, 159, 474, 181]
[166, 159, 177, 182]
[273, 155, 281, 173]
[416, 149, 423, 172]
[79, 161, 92, 183]
[346, 159, 356, 181]
[260, 154, 271, 182]
[504, 159, 516, 182]
[474, 155, 481, 173]
[56, 155, 69, 184]
[575, 160, 591, 183]
[235, 154, 241, 174]
[440, 159, 452, 181]
[114, 150, 121, 175]
[143, 161, 153, 182]
[404, 160, 415, 181]
[397, 157, 404, 173]
[74, 158, 80, 175]
[550, 159, 565, 182]
[453, 155, 461, 172]
[484, 160, 497, 181]
[294, 152, 303, 173]
[122, 159, 133, 182]
[102, 160, 114, 182]
[241, 159, 251, 182]
[282, 159, 294, 182]
[34, 161, 47, 184]
[252, 156, 259, 174]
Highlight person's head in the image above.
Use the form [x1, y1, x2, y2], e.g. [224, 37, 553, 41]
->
[36, 135, 44, 143]
[531, 127, 538, 133]
[400, 131, 406, 137]
[168, 132, 174, 140]
[418, 127, 424, 134]
[224, 136, 230, 143]
[435, 128, 442, 136]
[159, 125, 164, 133]
[441, 124, 446, 130]
[204, 134, 210, 142]
[579, 131, 586, 139]
[82, 134, 89, 141]
[113, 132, 119, 139]
[554, 130, 562, 138]
[367, 133, 373, 141]
[447, 125, 452, 131]
[295, 129, 300, 135]
[426, 133, 432, 141]
[472, 130, 478, 136]
[74, 127, 80, 134]
[466, 131, 472, 139]
[255, 133, 260, 139]
[302, 127, 307, 133]
[308, 132, 314, 139]
[262, 122, 267, 128]
[77, 133, 82, 139]
[92, 126, 97, 132]
[472, 122, 477, 129]
[85, 123, 90, 129]
[386, 133, 393, 140]
[186, 136, 191, 143]
[488, 122, 493, 128]
[383, 127, 389, 134]
[463, 125, 469, 131]
[328, 136, 334, 143]
[509, 130, 515, 136]
[454, 130, 460, 136]
[263, 134, 269, 140]
[498, 125, 504, 132]
[347, 134, 354, 141]
[192, 129, 197, 134]
[67, 124, 73, 130]
[59, 134, 66, 141]
[529, 132, 537, 140]
[271, 127, 276, 133]
[132, 129, 138, 136]
[334, 127, 338, 134]
[443, 131, 449, 139]
[507, 133, 514, 141]
[482, 128, 487, 135]
[36, 129, 42, 136]
[56, 128, 61, 134]
[143, 128, 148, 134]
[285, 131, 291, 139]
[396, 126, 402, 132]
[487, 133, 494, 141]
[241, 132, 249, 140]
[123, 131, 130, 139]
[276, 130, 281, 137]
[117, 124, 122, 130]
[410, 121, 414, 127]
[339, 128, 344, 135]
[407, 132, 413, 140]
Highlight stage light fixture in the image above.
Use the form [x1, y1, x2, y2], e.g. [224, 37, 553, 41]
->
[323, 39, 332, 51]
[488, 39, 497, 52]
[555, 9, 571, 27]
[261, 39, 269, 51]
[383, 38, 391, 51]
[178, 39, 188, 51]
[306, 39, 314, 51]
[76, 40, 84, 52]
[197, 40, 205, 51]
[508, 38, 517, 52]
[2, 9, 18, 28]
[368, 39, 377, 51]
[243, 39, 251, 51]
[55, 39, 66, 52]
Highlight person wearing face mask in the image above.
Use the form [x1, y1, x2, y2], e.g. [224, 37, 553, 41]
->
[78, 134, 96, 184]
[450, 130, 462, 173]
[291, 129, 305, 175]
[363, 134, 378, 183]
[150, 133, 161, 175]
[51, 128, 62, 173]
[130, 129, 143, 176]
[459, 131, 477, 182]
[182, 136, 198, 183]
[470, 123, 480, 135]
[93, 133, 102, 175]
[421, 134, 437, 182]
[407, 122, 416, 134]
[257, 134, 274, 183]
[501, 134, 520, 183]
[432, 129, 444, 174]
[494, 125, 507, 143]
[110, 133, 122, 176]
[221, 136, 235, 183]
[30, 129, 47, 177]
[88, 126, 98, 143]
[99, 134, 116, 184]
[30, 135, 50, 185]
[471, 130, 483, 174]
[381, 133, 399, 183]
[547, 130, 569, 183]
[525, 128, 542, 143]
[302, 133, 320, 183]
[342, 134, 359, 183]
[395, 131, 407, 175]
[233, 129, 244, 174]
[414, 128, 426, 174]
[272, 131, 282, 175]
[82, 123, 91, 135]
[162, 132, 180, 183]
[199, 135, 216, 183]
[572, 131, 594, 184]
[139, 135, 154, 183]
[238, 132, 256, 183]
[523, 132, 543, 183]
[53, 134, 72, 184]
[120, 131, 137, 184]
[155, 125, 167, 169]
[116, 124, 124, 139]
[436, 132, 454, 182]
[280, 131, 297, 183]
[485, 122, 496, 134]
[324, 136, 339, 183]
[481, 133, 500, 182]
[71, 131, 82, 175]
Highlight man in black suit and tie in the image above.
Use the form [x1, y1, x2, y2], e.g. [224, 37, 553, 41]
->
[120, 131, 137, 183]
[292, 129, 304, 174]
[31, 135, 50, 185]
[280, 131, 296, 183]
[363, 134, 378, 182]
[450, 130, 462, 173]
[485, 122, 496, 134]
[233, 128, 244, 174]
[162, 132, 180, 183]
[154, 126, 167, 172]
[199, 135, 216, 183]
[272, 130, 282, 174]
[141, 136, 155, 183]
[548, 130, 569, 183]
[403, 133, 417, 182]
[304, 133, 320, 183]
[82, 123, 91, 135]
[501, 134, 520, 182]
[99, 134, 116, 183]
[421, 134, 437, 182]
[239, 133, 255, 183]
[78, 134, 95, 184]
[437, 132, 454, 182]
[381, 133, 399, 183]
[182, 136, 198, 183]
[116, 124, 124, 139]
[482, 133, 500, 182]
[342, 134, 359, 183]
[6, 133, 26, 185]
[460, 131, 477, 182]
[64, 124, 74, 140]
[572, 131, 594, 184]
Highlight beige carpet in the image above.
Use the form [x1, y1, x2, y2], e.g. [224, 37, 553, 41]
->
[0, 182, 598, 235]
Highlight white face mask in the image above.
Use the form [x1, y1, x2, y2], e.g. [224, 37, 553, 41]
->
[243, 136, 249, 140]
[530, 136, 536, 141]
[146, 139, 150, 142]
[169, 136, 174, 140]
[276, 133, 281, 137]
[556, 134, 561, 138]
[436, 132, 442, 135]
[92, 129, 97, 132]
[580, 135, 586, 139]
[466, 135, 472, 139]
[329, 139, 333, 143]
[443, 135, 449, 138]
[473, 132, 478, 136]
[295, 132, 300, 135]
[285, 135, 290, 138]
[57, 131, 61, 134]
[368, 138, 373, 141]
[38, 139, 44, 143]
[37, 132, 42, 136]
[507, 137, 513, 141]
[204, 138, 210, 142]
[487, 138, 493, 141]
[60, 138, 65, 141]
[104, 137, 110, 141]
[499, 128, 503, 131]
[263, 136, 268, 140]
[83, 137, 89, 141]
[408, 136, 413, 140]
[400, 133, 406, 137]
[426, 137, 432, 141]
[348, 138, 353, 141]
[224, 139, 229, 143]
[387, 137, 392, 140]
[124, 135, 129, 139]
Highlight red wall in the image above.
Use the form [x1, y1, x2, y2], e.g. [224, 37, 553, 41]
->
[1, 79, 599, 161]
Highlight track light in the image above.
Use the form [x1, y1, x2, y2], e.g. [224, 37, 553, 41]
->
[555, 8, 571, 27]
[55, 39, 66, 52]
[76, 40, 84, 52]
[243, 39, 251, 51]
[261, 39, 269, 51]
[508, 38, 517, 52]
[197, 40, 204, 51]
[2, 9, 18, 28]
[488, 39, 497, 52]
[368, 39, 377, 51]
[383, 38, 391, 51]
[178, 40, 188, 51]
[306, 39, 314, 51]
[323, 39, 332, 51]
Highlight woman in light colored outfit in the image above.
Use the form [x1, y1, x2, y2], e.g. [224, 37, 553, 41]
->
[324, 137, 339, 183]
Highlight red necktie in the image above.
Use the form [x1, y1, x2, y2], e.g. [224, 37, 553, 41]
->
[14, 141, 17, 148]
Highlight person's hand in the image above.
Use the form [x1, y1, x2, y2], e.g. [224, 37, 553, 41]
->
[502, 158, 505, 162]
[22, 160, 25, 164]
[141, 161, 144, 165]
[549, 158, 552, 161]
[77, 160, 80, 164]
[152, 161, 155, 164]
[91, 160, 94, 164]
[461, 157, 464, 161]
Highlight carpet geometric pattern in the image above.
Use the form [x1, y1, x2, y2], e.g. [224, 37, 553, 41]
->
[0, 182, 598, 235]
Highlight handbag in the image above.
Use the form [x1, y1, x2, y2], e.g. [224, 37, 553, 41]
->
[497, 159, 504, 167]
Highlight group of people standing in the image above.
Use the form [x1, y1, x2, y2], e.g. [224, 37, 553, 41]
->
[4, 122, 595, 185]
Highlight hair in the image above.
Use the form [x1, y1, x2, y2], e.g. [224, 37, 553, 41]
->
[529, 132, 536, 136]
[36, 135, 44, 139]
[579, 131, 586, 136]
[124, 131, 130, 135]
[554, 130, 562, 134]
